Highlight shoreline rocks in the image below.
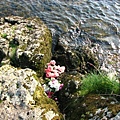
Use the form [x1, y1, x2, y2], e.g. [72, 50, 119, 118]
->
[0, 15, 119, 120]
[53, 26, 120, 77]
[0, 16, 52, 77]
[0, 64, 63, 120]
[52, 26, 120, 120]
[0, 16, 63, 120]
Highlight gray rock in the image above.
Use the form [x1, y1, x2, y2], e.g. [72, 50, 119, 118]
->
[0, 16, 52, 76]
[110, 112, 120, 120]
[0, 65, 63, 120]
[53, 27, 120, 76]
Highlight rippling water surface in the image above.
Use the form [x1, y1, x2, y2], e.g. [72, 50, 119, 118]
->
[0, 0, 120, 49]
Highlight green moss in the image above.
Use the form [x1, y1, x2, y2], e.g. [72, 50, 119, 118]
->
[9, 40, 18, 65]
[108, 61, 116, 65]
[0, 100, 2, 104]
[33, 85, 57, 108]
[35, 28, 52, 77]
[19, 44, 27, 51]
[79, 72, 120, 96]
[109, 104, 120, 115]
[80, 94, 120, 119]
[1, 33, 7, 38]
[61, 93, 120, 120]
[21, 18, 52, 77]
[26, 25, 33, 30]
[10, 47, 17, 57]
[41, 116, 47, 120]
[33, 85, 63, 119]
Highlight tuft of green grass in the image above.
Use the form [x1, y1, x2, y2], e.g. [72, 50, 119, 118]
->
[80, 73, 120, 96]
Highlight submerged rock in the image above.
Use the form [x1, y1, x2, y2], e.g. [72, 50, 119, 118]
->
[0, 65, 63, 120]
[0, 16, 52, 77]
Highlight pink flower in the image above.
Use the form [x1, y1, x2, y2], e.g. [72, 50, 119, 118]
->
[52, 69, 59, 76]
[47, 60, 56, 66]
[46, 72, 54, 78]
[45, 65, 53, 73]
[59, 84, 64, 90]
[43, 60, 65, 98]
[55, 65, 65, 74]
[58, 66, 65, 74]
[46, 71, 59, 78]
[47, 91, 54, 98]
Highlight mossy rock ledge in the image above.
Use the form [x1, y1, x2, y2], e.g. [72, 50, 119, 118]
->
[57, 72, 120, 119]
[0, 65, 63, 120]
[0, 16, 52, 77]
[59, 92, 120, 120]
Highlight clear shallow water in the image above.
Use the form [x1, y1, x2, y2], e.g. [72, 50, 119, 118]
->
[0, 0, 120, 49]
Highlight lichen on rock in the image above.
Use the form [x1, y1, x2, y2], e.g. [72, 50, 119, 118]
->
[0, 16, 52, 77]
[0, 65, 63, 120]
[58, 93, 120, 120]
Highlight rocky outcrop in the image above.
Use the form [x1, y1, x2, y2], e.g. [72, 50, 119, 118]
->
[0, 16, 63, 120]
[53, 28, 100, 73]
[53, 27, 120, 75]
[52, 27, 120, 120]
[0, 65, 63, 120]
[57, 73, 120, 119]
[0, 16, 52, 76]
[59, 93, 120, 120]
[0, 16, 119, 120]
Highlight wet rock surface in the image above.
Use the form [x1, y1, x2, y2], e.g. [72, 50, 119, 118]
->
[53, 27, 120, 76]
[52, 27, 120, 120]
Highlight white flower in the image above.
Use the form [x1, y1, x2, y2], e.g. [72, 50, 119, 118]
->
[48, 79, 61, 92]
[43, 84, 50, 92]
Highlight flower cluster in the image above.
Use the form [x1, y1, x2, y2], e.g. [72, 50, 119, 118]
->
[43, 60, 65, 98]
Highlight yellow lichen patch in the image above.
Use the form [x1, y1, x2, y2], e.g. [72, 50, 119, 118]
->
[33, 85, 63, 119]
[108, 104, 120, 116]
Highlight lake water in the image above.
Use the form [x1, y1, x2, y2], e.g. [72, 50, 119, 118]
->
[0, 0, 120, 52]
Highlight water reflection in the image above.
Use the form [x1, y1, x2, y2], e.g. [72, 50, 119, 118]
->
[0, 0, 120, 48]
